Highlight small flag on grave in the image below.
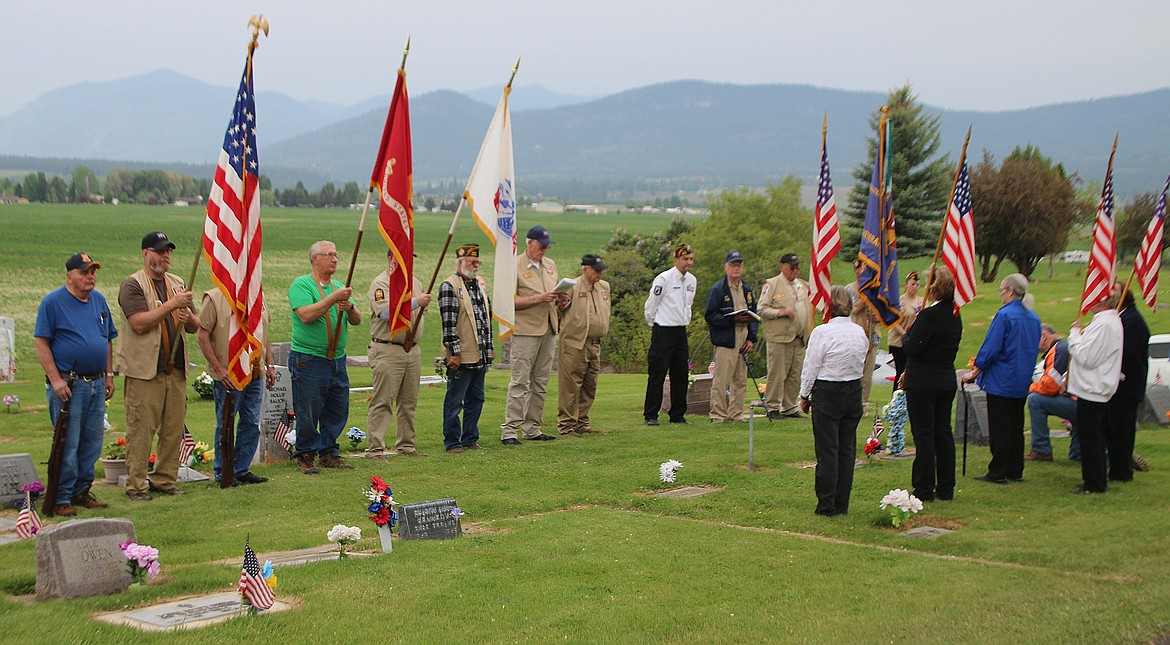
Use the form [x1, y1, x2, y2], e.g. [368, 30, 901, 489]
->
[238, 537, 275, 610]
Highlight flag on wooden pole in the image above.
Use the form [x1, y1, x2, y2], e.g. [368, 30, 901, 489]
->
[942, 162, 976, 313]
[202, 44, 265, 388]
[857, 109, 902, 328]
[1081, 139, 1118, 314]
[466, 85, 518, 340]
[371, 68, 415, 337]
[810, 128, 840, 324]
[1134, 174, 1169, 308]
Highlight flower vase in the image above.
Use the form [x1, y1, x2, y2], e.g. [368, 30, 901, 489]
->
[378, 524, 393, 553]
[101, 458, 127, 484]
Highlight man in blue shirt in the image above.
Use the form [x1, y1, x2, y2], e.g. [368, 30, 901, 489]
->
[962, 273, 1041, 483]
[34, 253, 119, 515]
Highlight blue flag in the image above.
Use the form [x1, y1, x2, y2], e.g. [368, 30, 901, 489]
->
[857, 113, 902, 328]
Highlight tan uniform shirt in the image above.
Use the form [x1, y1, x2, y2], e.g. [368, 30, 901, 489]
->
[514, 254, 560, 336]
[559, 276, 611, 350]
[368, 271, 425, 344]
[758, 274, 810, 343]
[199, 289, 270, 370]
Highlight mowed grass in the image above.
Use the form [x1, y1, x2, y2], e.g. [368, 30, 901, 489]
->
[1, 203, 1169, 643]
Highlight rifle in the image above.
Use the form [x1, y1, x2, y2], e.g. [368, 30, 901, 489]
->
[42, 364, 77, 517]
[220, 389, 237, 488]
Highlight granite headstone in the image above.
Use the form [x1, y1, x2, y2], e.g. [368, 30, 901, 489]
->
[1138, 384, 1170, 427]
[259, 365, 293, 463]
[398, 498, 463, 540]
[36, 517, 136, 599]
[953, 373, 989, 446]
[0, 453, 40, 506]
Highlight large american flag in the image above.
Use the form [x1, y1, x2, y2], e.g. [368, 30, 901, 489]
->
[238, 539, 275, 610]
[203, 54, 265, 390]
[372, 68, 415, 338]
[15, 492, 42, 539]
[942, 162, 976, 314]
[1134, 174, 1169, 308]
[1081, 161, 1117, 314]
[810, 142, 840, 324]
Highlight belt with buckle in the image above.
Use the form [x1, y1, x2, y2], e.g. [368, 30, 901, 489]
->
[371, 338, 405, 347]
[47, 373, 105, 384]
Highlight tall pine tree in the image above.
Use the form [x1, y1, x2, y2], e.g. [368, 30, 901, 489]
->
[844, 85, 951, 258]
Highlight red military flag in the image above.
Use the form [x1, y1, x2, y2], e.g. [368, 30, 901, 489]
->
[203, 43, 265, 389]
[942, 161, 976, 313]
[1134, 173, 1169, 308]
[810, 121, 840, 324]
[371, 68, 415, 338]
[1081, 138, 1118, 314]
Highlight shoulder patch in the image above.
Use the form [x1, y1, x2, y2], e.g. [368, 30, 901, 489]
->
[374, 288, 386, 302]
[653, 285, 663, 296]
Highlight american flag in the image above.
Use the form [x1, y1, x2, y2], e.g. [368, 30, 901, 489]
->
[942, 162, 976, 314]
[372, 68, 415, 338]
[15, 492, 42, 539]
[202, 51, 265, 390]
[810, 140, 840, 324]
[1081, 155, 1117, 314]
[275, 410, 294, 453]
[1134, 174, 1169, 308]
[179, 427, 197, 464]
[238, 539, 275, 610]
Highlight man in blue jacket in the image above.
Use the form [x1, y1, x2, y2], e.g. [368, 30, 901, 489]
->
[704, 251, 758, 423]
[962, 273, 1041, 483]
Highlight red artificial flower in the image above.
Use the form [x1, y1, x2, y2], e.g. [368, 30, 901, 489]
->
[372, 506, 392, 526]
[381, 494, 390, 504]
[864, 438, 882, 456]
[370, 476, 388, 493]
[117, 437, 127, 446]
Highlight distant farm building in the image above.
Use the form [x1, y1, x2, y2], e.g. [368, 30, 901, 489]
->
[531, 201, 565, 213]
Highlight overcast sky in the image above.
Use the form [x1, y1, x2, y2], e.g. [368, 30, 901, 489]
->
[4, 1, 1167, 117]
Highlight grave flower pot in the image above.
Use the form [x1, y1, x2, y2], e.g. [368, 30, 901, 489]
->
[101, 458, 127, 484]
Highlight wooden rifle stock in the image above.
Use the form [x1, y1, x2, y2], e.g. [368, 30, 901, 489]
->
[42, 367, 77, 517]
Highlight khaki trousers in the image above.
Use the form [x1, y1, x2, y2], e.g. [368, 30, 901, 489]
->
[558, 338, 601, 432]
[710, 345, 747, 422]
[502, 333, 556, 439]
[860, 345, 877, 407]
[124, 371, 187, 494]
[366, 342, 421, 453]
[765, 338, 806, 415]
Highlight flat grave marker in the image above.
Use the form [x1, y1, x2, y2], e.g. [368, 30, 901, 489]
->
[653, 486, 719, 499]
[398, 498, 463, 540]
[95, 591, 292, 631]
[903, 526, 954, 539]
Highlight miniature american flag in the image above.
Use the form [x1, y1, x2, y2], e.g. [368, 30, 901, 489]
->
[15, 491, 42, 539]
[239, 539, 275, 610]
[275, 410, 294, 453]
[179, 427, 197, 464]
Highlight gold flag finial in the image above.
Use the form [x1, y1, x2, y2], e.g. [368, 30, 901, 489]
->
[507, 57, 521, 89]
[401, 36, 411, 70]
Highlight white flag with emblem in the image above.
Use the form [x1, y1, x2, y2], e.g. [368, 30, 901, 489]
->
[465, 86, 517, 340]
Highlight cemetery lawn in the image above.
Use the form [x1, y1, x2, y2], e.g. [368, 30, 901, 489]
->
[0, 203, 1168, 642]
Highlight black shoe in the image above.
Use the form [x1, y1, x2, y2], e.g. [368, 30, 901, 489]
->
[147, 482, 186, 495]
[238, 472, 268, 484]
[669, 418, 689, 424]
[645, 418, 660, 426]
[973, 475, 1009, 484]
[766, 410, 783, 421]
[1072, 486, 1104, 494]
[780, 412, 806, 419]
[501, 438, 522, 446]
[528, 433, 557, 441]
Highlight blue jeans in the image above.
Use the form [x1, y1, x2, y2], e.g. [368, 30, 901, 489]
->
[212, 378, 263, 479]
[1027, 392, 1081, 459]
[46, 378, 106, 504]
[289, 351, 349, 458]
[443, 365, 486, 450]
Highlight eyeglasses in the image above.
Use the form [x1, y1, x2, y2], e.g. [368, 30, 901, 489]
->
[149, 248, 172, 255]
[315, 252, 339, 259]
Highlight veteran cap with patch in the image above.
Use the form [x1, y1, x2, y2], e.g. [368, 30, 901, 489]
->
[780, 253, 800, 265]
[456, 243, 480, 258]
[581, 254, 607, 271]
[674, 243, 692, 258]
[141, 231, 176, 251]
[725, 250, 744, 263]
[65, 253, 101, 271]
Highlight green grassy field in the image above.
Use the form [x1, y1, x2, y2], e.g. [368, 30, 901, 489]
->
[1, 203, 1169, 643]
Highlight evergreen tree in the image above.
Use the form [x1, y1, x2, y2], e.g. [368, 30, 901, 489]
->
[844, 84, 952, 258]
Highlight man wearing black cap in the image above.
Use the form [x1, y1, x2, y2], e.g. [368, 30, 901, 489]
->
[501, 225, 567, 445]
[440, 244, 494, 452]
[704, 251, 758, 423]
[556, 254, 611, 436]
[115, 232, 200, 500]
[643, 243, 697, 425]
[34, 253, 118, 515]
[758, 253, 811, 419]
[366, 249, 432, 457]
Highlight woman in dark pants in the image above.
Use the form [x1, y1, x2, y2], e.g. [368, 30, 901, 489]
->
[799, 286, 870, 516]
[902, 267, 963, 501]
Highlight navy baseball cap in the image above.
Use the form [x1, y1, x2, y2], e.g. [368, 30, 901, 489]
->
[66, 253, 101, 271]
[527, 225, 554, 245]
[142, 232, 176, 251]
[725, 250, 744, 263]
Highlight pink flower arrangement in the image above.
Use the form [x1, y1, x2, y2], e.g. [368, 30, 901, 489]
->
[120, 541, 160, 583]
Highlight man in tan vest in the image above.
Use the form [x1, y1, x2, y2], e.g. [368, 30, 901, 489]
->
[115, 232, 200, 501]
[556, 254, 612, 436]
[366, 249, 431, 457]
[758, 253, 811, 420]
[501, 225, 568, 445]
[196, 288, 275, 486]
[440, 244, 494, 453]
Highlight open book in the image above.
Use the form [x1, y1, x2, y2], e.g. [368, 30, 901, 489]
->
[727, 308, 761, 322]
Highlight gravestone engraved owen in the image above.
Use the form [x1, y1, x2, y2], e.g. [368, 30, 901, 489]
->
[36, 518, 135, 599]
[0, 453, 40, 506]
[398, 498, 462, 540]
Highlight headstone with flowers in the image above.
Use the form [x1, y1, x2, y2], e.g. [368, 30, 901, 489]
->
[35, 518, 137, 599]
[258, 366, 293, 463]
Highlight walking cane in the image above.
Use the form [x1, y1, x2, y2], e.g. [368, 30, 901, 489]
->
[740, 350, 770, 422]
[960, 382, 970, 476]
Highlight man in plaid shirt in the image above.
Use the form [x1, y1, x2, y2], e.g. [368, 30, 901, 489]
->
[439, 244, 494, 453]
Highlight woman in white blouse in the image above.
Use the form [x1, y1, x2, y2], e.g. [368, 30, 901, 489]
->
[799, 285, 870, 516]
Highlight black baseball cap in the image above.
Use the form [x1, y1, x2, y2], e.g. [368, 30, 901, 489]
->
[527, 225, 554, 245]
[65, 253, 101, 271]
[142, 232, 176, 251]
[582, 254, 607, 271]
[780, 253, 800, 265]
[725, 250, 744, 263]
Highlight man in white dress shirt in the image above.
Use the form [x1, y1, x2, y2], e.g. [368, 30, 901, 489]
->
[643, 243, 697, 425]
[1067, 289, 1123, 494]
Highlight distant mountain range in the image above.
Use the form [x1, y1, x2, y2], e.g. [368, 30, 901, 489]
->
[1, 69, 1167, 200]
